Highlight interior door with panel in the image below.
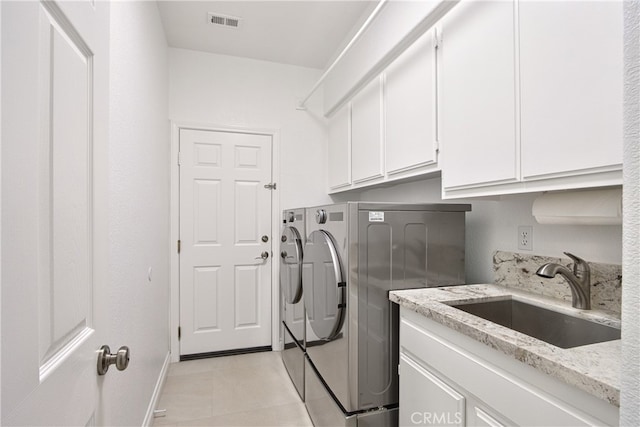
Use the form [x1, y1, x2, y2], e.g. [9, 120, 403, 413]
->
[1, 0, 111, 424]
[439, 0, 518, 190]
[179, 129, 273, 356]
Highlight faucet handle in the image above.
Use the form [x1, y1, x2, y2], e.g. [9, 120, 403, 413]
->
[563, 252, 589, 276]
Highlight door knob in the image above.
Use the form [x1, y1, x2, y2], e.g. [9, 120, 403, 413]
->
[255, 251, 269, 261]
[281, 251, 295, 261]
[97, 345, 130, 375]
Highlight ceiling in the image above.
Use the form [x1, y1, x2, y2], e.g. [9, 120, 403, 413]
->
[157, 1, 378, 70]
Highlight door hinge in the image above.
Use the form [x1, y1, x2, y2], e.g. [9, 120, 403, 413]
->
[435, 140, 440, 153]
[178, 326, 181, 340]
[177, 240, 181, 254]
[178, 152, 182, 165]
[264, 182, 277, 190]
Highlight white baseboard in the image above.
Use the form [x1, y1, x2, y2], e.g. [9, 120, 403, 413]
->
[141, 351, 171, 427]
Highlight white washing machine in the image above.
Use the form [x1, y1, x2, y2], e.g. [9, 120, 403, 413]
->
[279, 208, 306, 399]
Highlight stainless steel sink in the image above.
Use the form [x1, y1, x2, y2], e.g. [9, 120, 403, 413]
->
[450, 299, 620, 349]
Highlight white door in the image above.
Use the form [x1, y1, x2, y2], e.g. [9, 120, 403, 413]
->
[179, 129, 273, 356]
[1, 0, 110, 425]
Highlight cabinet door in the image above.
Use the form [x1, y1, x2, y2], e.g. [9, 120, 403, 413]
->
[468, 404, 508, 427]
[351, 76, 384, 184]
[519, 1, 623, 180]
[399, 353, 465, 427]
[328, 104, 351, 190]
[440, 0, 518, 190]
[385, 29, 437, 175]
[401, 308, 618, 427]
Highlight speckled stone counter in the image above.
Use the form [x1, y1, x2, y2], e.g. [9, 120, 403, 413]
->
[389, 284, 621, 407]
[494, 251, 622, 314]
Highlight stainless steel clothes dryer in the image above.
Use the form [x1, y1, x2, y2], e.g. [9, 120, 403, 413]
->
[279, 208, 306, 400]
[302, 202, 471, 427]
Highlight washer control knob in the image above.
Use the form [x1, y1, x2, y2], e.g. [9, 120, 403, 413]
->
[287, 212, 295, 223]
[316, 209, 327, 224]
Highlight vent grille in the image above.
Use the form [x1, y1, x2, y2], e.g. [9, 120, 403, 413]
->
[208, 13, 242, 29]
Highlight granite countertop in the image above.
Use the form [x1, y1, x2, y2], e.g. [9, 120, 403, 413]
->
[390, 284, 621, 407]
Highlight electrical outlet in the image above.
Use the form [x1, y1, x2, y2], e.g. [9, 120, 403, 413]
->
[518, 226, 533, 251]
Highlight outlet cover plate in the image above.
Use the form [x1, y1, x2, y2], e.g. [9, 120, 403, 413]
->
[518, 225, 533, 251]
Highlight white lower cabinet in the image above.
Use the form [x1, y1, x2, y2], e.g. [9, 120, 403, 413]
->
[400, 353, 512, 427]
[399, 353, 465, 427]
[467, 405, 508, 427]
[399, 308, 619, 427]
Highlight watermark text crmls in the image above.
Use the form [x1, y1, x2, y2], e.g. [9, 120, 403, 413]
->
[410, 411, 463, 425]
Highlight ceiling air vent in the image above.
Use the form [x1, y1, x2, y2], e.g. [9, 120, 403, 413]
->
[207, 13, 242, 29]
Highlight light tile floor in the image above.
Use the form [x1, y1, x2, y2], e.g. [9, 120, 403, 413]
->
[152, 351, 313, 427]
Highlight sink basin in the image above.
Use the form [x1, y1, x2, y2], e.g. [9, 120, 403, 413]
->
[450, 299, 620, 349]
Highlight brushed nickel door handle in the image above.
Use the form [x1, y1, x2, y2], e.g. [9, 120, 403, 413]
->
[97, 345, 130, 375]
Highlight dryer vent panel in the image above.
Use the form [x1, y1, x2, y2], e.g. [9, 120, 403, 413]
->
[207, 13, 242, 29]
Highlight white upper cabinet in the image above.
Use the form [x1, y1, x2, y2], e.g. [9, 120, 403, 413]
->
[327, 104, 351, 190]
[328, 28, 441, 194]
[385, 29, 439, 177]
[351, 76, 384, 184]
[519, 0, 623, 181]
[326, 0, 623, 196]
[440, 0, 623, 198]
[322, 1, 446, 116]
[439, 0, 518, 191]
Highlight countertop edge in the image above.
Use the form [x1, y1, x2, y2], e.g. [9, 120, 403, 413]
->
[390, 284, 621, 407]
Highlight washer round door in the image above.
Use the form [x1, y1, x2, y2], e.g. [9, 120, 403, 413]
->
[280, 226, 303, 304]
[303, 230, 345, 341]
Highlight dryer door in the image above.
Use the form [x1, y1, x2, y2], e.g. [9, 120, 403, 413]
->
[303, 230, 345, 341]
[280, 225, 303, 304]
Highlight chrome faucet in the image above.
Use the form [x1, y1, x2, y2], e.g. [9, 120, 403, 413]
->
[536, 252, 591, 310]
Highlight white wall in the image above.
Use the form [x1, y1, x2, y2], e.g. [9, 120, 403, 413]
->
[0, 2, 3, 421]
[347, 177, 622, 284]
[621, 0, 640, 424]
[106, 2, 170, 425]
[169, 48, 332, 209]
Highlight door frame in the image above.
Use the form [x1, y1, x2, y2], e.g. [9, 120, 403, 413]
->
[170, 121, 281, 362]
